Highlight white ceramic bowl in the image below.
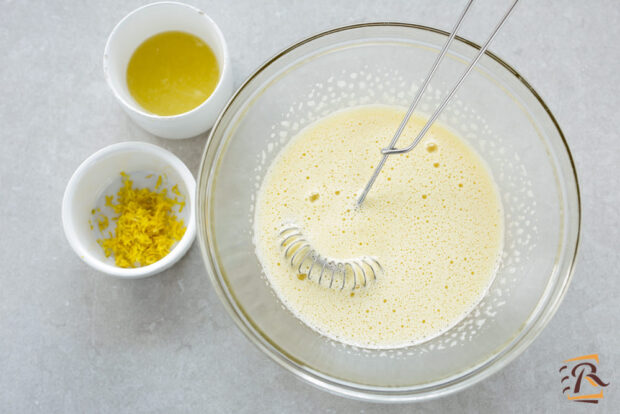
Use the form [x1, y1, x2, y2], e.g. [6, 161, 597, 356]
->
[103, 2, 233, 139]
[62, 142, 196, 278]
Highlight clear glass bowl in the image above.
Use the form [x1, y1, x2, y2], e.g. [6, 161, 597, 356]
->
[197, 24, 579, 402]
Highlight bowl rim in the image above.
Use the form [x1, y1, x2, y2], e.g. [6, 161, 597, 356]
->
[62, 141, 197, 278]
[197, 22, 581, 402]
[102, 1, 231, 120]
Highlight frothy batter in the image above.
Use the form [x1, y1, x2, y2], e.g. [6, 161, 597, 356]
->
[254, 105, 503, 348]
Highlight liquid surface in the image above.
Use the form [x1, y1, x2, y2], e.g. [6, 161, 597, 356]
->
[254, 105, 503, 348]
[126, 31, 219, 116]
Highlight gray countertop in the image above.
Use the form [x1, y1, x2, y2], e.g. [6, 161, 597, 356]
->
[1, 0, 619, 412]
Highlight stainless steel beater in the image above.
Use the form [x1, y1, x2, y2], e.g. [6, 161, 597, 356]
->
[357, 0, 520, 206]
[280, 0, 519, 290]
[280, 226, 383, 291]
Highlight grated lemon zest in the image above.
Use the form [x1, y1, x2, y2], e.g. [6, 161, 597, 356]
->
[97, 215, 109, 232]
[95, 172, 186, 268]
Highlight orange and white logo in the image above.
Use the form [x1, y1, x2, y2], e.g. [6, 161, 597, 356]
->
[560, 354, 610, 404]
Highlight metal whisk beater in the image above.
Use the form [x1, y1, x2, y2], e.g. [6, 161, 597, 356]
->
[357, 0, 520, 205]
[280, 226, 383, 291]
[278, 0, 519, 290]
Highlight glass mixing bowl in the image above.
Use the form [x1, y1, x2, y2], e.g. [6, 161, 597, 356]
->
[197, 24, 579, 402]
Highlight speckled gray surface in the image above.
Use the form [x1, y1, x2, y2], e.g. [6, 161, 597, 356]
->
[1, 0, 619, 412]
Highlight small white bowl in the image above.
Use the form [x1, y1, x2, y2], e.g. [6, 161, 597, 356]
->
[103, 2, 233, 139]
[62, 142, 196, 278]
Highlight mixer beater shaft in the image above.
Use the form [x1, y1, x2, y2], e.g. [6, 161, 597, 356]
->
[356, 0, 520, 206]
[279, 0, 520, 290]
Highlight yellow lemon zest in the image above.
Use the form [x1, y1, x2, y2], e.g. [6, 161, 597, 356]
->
[96, 173, 186, 268]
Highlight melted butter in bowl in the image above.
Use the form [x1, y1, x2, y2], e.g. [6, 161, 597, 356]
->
[126, 31, 220, 116]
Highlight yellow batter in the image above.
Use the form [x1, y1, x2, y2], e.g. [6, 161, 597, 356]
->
[254, 105, 503, 348]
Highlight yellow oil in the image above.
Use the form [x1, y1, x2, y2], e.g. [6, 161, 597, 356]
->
[126, 31, 220, 116]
